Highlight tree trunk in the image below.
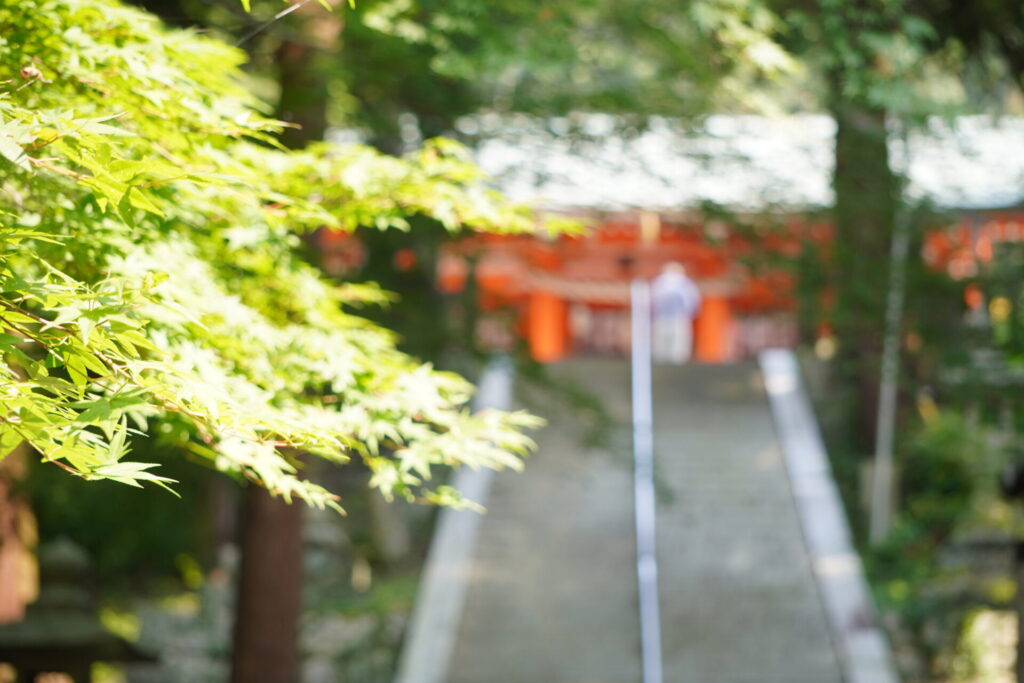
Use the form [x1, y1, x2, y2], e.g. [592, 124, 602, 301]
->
[230, 6, 342, 680]
[230, 486, 305, 683]
[0, 446, 35, 625]
[831, 102, 898, 454]
[276, 40, 331, 149]
[273, 0, 342, 148]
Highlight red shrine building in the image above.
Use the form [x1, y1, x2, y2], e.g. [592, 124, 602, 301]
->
[443, 114, 1024, 362]
[431, 208, 1024, 364]
[318, 114, 1024, 363]
[436, 212, 816, 363]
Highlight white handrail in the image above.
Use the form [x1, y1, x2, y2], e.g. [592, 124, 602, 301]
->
[631, 279, 664, 683]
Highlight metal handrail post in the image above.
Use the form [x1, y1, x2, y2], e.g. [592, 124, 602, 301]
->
[631, 279, 663, 683]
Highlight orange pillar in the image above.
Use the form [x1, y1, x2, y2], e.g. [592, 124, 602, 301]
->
[528, 291, 568, 363]
[694, 296, 734, 363]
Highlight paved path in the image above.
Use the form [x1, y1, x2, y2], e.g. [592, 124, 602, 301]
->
[443, 359, 842, 683]
[654, 362, 840, 683]
[447, 360, 640, 683]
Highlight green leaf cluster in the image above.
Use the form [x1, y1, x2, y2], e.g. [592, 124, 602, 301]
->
[0, 0, 542, 510]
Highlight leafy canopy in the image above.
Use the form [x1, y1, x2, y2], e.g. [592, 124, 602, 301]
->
[0, 0, 542, 511]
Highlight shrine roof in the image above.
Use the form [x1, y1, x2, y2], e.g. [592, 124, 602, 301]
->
[461, 114, 1024, 212]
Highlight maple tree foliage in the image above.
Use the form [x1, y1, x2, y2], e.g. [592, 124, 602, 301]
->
[0, 0, 542, 511]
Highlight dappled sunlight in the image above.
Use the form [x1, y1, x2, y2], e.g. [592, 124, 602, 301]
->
[2, 0, 1023, 681]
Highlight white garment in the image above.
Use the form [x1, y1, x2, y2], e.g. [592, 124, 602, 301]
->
[653, 315, 693, 364]
[651, 269, 700, 364]
[651, 271, 701, 318]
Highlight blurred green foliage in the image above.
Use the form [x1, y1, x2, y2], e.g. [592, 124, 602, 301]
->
[866, 413, 999, 680]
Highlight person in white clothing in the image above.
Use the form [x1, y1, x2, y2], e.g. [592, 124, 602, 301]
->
[651, 262, 701, 364]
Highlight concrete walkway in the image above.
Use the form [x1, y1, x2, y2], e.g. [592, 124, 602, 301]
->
[447, 360, 640, 683]
[653, 362, 840, 682]
[422, 359, 864, 682]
